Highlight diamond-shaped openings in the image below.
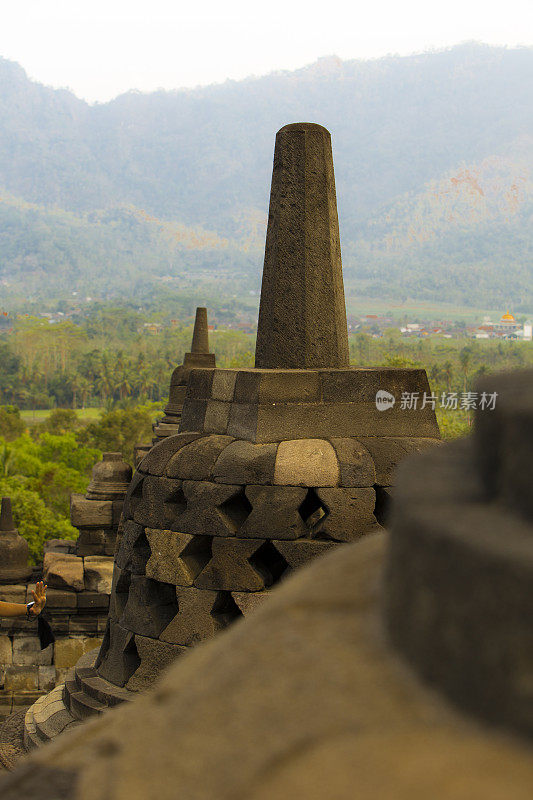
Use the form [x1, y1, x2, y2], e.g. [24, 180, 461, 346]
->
[114, 568, 132, 619]
[248, 541, 289, 587]
[210, 591, 244, 629]
[180, 535, 213, 581]
[131, 529, 152, 573]
[218, 488, 253, 533]
[94, 620, 111, 670]
[122, 636, 142, 685]
[298, 489, 330, 538]
[164, 485, 187, 521]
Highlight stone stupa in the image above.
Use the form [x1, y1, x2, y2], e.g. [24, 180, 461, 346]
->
[0, 498, 31, 584]
[152, 307, 216, 443]
[20, 123, 440, 748]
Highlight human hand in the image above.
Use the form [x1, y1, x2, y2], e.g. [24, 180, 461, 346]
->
[30, 581, 47, 615]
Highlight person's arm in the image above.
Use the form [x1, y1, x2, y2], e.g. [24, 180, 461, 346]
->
[0, 581, 47, 618]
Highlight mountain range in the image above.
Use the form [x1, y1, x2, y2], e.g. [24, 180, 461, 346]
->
[0, 42, 532, 310]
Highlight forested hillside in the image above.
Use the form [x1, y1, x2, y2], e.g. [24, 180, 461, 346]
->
[0, 43, 532, 308]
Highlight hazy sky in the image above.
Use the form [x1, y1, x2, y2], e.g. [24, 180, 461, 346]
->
[1, 0, 532, 103]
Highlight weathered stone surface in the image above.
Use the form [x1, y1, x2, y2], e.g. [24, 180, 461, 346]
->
[386, 437, 533, 738]
[179, 481, 250, 537]
[0, 585, 26, 603]
[115, 520, 144, 574]
[12, 637, 53, 667]
[231, 591, 270, 616]
[312, 487, 377, 542]
[166, 435, 234, 480]
[203, 400, 232, 434]
[329, 438, 376, 487]
[83, 556, 114, 593]
[43, 539, 76, 555]
[126, 635, 188, 693]
[195, 538, 285, 591]
[211, 370, 237, 402]
[4, 666, 39, 692]
[54, 638, 101, 670]
[273, 539, 337, 570]
[38, 666, 56, 692]
[357, 437, 440, 486]
[474, 369, 533, 520]
[274, 439, 340, 486]
[43, 554, 84, 592]
[138, 433, 203, 477]
[212, 440, 278, 485]
[132, 476, 183, 530]
[70, 495, 115, 528]
[97, 622, 139, 688]
[120, 575, 178, 638]
[77, 592, 109, 611]
[239, 485, 307, 540]
[160, 588, 225, 646]
[43, 589, 77, 610]
[255, 123, 349, 369]
[145, 530, 212, 587]
[6, 535, 533, 799]
[0, 634, 12, 665]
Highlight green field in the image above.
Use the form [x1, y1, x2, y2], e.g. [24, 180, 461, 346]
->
[20, 408, 102, 426]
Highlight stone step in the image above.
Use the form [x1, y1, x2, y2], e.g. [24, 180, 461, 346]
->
[64, 679, 107, 720]
[32, 684, 77, 743]
[74, 667, 132, 708]
[23, 695, 48, 751]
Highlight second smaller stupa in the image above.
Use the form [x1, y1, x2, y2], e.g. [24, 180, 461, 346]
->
[152, 307, 216, 442]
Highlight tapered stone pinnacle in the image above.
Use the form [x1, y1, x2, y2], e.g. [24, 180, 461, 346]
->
[0, 497, 15, 532]
[191, 307, 210, 354]
[255, 122, 350, 369]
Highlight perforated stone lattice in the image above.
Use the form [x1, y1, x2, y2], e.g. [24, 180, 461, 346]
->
[96, 432, 439, 690]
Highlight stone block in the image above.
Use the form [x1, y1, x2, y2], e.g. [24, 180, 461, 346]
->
[12, 690, 42, 706]
[239, 485, 308, 540]
[357, 437, 440, 486]
[231, 591, 271, 616]
[109, 564, 131, 622]
[274, 439, 340, 487]
[0, 634, 12, 665]
[329, 438, 376, 487]
[4, 665, 39, 691]
[43, 553, 84, 592]
[126, 635, 188, 693]
[166, 435, 234, 480]
[38, 665, 56, 691]
[133, 476, 183, 530]
[213, 440, 278, 485]
[160, 587, 221, 646]
[226, 402, 258, 440]
[70, 494, 114, 527]
[312, 487, 377, 542]
[203, 400, 232, 434]
[54, 637, 101, 669]
[179, 481, 251, 537]
[0, 585, 27, 604]
[138, 433, 203, 477]
[211, 370, 237, 402]
[69, 616, 101, 634]
[145, 529, 212, 587]
[43, 588, 77, 610]
[120, 574, 179, 638]
[45, 613, 70, 634]
[43, 539, 76, 555]
[195, 538, 281, 591]
[273, 539, 337, 571]
[83, 556, 114, 593]
[179, 400, 208, 433]
[77, 592, 110, 610]
[96, 622, 138, 688]
[12, 636, 53, 666]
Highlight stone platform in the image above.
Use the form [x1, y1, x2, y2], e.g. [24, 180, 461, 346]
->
[180, 367, 440, 441]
